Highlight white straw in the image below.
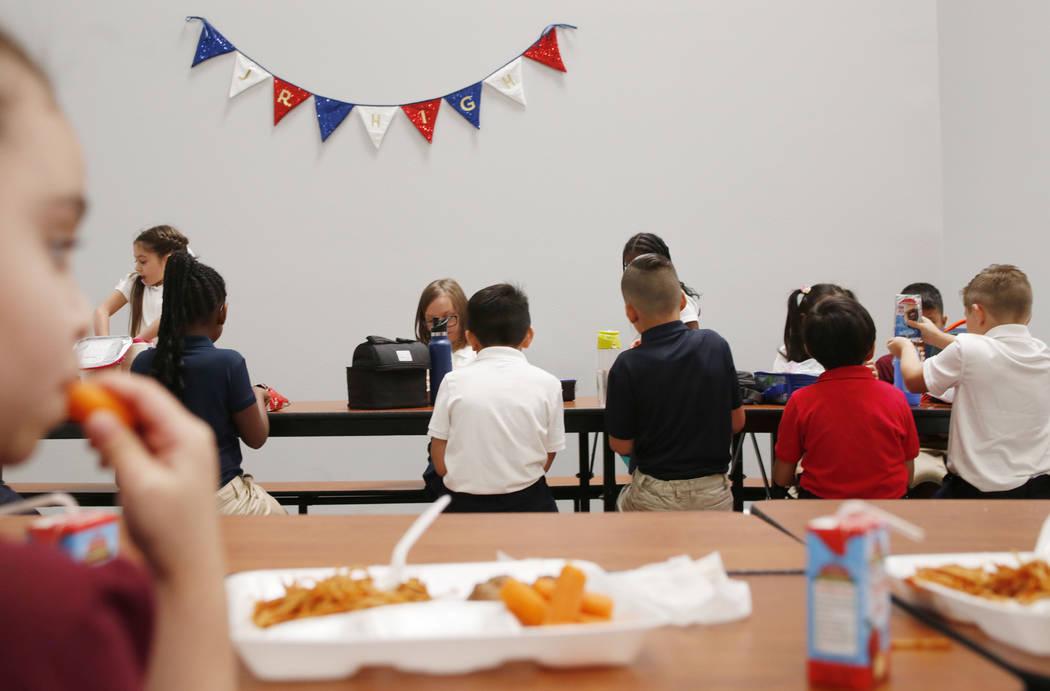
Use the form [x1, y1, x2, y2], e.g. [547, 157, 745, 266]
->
[0, 492, 79, 516]
[836, 499, 925, 542]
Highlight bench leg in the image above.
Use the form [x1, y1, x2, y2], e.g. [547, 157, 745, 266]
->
[730, 432, 745, 512]
[576, 432, 590, 513]
[602, 434, 617, 512]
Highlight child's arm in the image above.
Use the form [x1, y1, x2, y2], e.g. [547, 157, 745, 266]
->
[731, 406, 745, 434]
[82, 375, 234, 691]
[909, 315, 956, 352]
[609, 436, 633, 455]
[431, 437, 448, 476]
[772, 459, 798, 487]
[136, 317, 160, 342]
[234, 386, 270, 449]
[886, 337, 928, 393]
[905, 458, 915, 487]
[545, 451, 556, 472]
[93, 290, 127, 336]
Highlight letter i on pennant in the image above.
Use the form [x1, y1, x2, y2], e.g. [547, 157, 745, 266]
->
[400, 98, 442, 143]
[272, 78, 312, 125]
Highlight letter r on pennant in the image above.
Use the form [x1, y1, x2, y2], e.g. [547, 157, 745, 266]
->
[276, 89, 293, 107]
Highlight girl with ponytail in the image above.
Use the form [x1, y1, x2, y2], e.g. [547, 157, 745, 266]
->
[93, 225, 189, 342]
[131, 251, 285, 515]
[774, 283, 850, 375]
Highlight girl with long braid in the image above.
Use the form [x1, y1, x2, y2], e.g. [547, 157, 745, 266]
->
[93, 225, 189, 342]
[622, 233, 702, 330]
[131, 251, 285, 515]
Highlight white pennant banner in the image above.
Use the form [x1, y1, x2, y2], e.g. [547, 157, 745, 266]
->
[356, 106, 399, 149]
[484, 57, 527, 106]
[228, 52, 270, 98]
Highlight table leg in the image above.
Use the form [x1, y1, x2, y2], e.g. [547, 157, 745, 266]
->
[730, 432, 745, 512]
[576, 432, 590, 513]
[602, 434, 617, 512]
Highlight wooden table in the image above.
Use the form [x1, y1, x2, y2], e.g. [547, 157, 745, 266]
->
[751, 499, 1050, 685]
[0, 511, 1018, 689]
[41, 400, 952, 512]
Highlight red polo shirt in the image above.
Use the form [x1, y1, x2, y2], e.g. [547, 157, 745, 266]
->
[775, 365, 919, 499]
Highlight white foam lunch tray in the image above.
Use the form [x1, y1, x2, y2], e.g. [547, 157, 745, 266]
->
[226, 558, 669, 681]
[886, 551, 1050, 656]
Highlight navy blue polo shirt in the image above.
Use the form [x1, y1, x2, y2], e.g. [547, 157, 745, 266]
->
[605, 321, 742, 480]
[131, 336, 257, 487]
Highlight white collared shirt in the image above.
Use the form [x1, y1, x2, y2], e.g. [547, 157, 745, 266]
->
[115, 273, 162, 334]
[428, 346, 565, 494]
[924, 324, 1050, 491]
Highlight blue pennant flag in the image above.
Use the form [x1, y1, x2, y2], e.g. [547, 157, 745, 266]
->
[189, 18, 236, 67]
[314, 96, 355, 142]
[444, 82, 482, 129]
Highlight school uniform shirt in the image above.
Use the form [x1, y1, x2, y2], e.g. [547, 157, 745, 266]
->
[115, 273, 162, 334]
[132, 335, 257, 487]
[451, 345, 476, 369]
[923, 324, 1050, 491]
[772, 347, 825, 376]
[605, 321, 741, 480]
[428, 346, 565, 495]
[775, 365, 919, 499]
[0, 539, 154, 690]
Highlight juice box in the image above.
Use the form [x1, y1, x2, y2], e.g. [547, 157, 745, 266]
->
[28, 510, 119, 564]
[806, 514, 891, 689]
[894, 294, 923, 343]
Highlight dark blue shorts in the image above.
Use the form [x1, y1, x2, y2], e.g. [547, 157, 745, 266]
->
[446, 477, 558, 513]
[935, 472, 1050, 499]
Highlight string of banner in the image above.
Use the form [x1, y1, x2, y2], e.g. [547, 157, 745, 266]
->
[186, 17, 577, 149]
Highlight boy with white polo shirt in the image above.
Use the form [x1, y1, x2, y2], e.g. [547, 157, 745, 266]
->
[890, 264, 1050, 498]
[428, 284, 565, 512]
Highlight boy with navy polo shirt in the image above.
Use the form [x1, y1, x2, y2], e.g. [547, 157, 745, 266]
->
[606, 254, 745, 512]
[428, 284, 565, 512]
[773, 296, 919, 499]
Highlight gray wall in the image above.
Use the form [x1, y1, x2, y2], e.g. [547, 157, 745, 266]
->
[4, 1, 957, 495]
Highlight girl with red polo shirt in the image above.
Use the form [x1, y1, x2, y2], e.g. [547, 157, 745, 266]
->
[772, 297, 919, 499]
[0, 28, 234, 690]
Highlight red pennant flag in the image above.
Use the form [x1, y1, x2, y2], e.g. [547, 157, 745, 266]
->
[523, 29, 566, 72]
[273, 78, 312, 125]
[401, 99, 442, 143]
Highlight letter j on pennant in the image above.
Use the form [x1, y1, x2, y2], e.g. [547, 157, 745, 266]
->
[272, 78, 312, 125]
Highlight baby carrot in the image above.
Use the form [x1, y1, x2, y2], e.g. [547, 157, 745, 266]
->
[544, 565, 586, 624]
[500, 578, 548, 626]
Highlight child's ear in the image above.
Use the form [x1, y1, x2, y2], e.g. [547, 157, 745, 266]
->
[679, 292, 687, 312]
[624, 303, 640, 325]
[465, 330, 482, 352]
[520, 327, 534, 349]
[217, 303, 228, 326]
[865, 345, 875, 362]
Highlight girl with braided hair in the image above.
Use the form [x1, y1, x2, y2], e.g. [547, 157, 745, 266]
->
[130, 250, 285, 515]
[622, 233, 702, 330]
[93, 224, 189, 342]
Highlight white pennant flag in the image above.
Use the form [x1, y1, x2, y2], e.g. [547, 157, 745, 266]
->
[228, 52, 270, 98]
[357, 106, 398, 149]
[484, 57, 527, 106]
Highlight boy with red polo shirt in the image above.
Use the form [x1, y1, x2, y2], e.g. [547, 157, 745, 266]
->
[773, 296, 919, 499]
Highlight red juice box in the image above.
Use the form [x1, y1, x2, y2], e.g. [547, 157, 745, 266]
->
[28, 510, 120, 564]
[806, 513, 891, 689]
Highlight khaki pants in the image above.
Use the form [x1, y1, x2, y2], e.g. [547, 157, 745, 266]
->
[617, 468, 733, 512]
[911, 449, 948, 488]
[216, 474, 287, 516]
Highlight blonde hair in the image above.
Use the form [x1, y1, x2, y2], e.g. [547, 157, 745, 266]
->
[962, 264, 1032, 322]
[414, 279, 468, 350]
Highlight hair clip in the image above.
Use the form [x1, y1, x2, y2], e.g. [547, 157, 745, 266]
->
[800, 284, 811, 295]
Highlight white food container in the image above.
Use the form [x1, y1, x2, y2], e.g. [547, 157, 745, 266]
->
[886, 551, 1050, 656]
[227, 558, 669, 681]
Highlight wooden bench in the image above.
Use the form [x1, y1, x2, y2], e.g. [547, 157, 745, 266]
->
[7, 475, 770, 514]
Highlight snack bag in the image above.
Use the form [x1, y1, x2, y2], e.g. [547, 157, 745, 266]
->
[806, 513, 891, 689]
[265, 386, 290, 412]
[894, 294, 923, 343]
